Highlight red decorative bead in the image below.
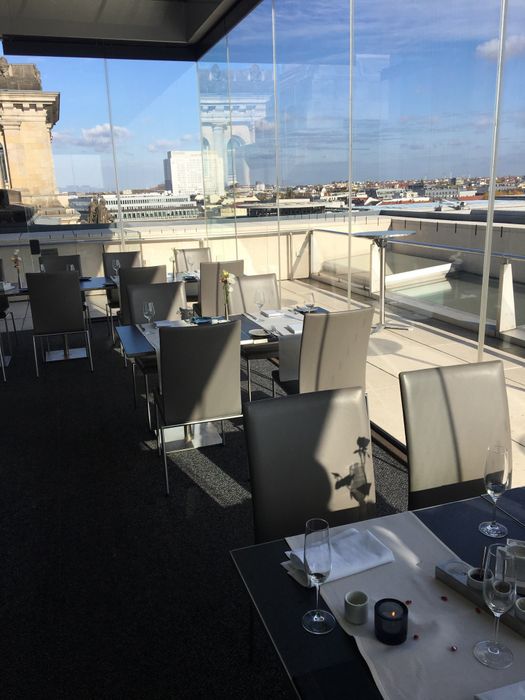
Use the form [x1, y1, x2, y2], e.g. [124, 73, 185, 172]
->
[405, 600, 412, 605]
[450, 645, 458, 652]
[441, 596, 448, 602]
[413, 634, 419, 640]
[475, 607, 481, 614]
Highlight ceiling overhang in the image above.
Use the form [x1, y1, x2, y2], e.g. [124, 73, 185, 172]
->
[1, 0, 262, 61]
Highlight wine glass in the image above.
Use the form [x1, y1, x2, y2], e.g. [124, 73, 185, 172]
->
[479, 445, 511, 538]
[112, 259, 121, 278]
[254, 289, 265, 319]
[473, 544, 516, 669]
[40, 263, 46, 273]
[143, 301, 156, 333]
[304, 292, 315, 312]
[186, 256, 194, 274]
[68, 264, 76, 272]
[302, 518, 336, 635]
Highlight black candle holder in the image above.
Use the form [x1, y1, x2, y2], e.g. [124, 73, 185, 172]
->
[374, 598, 408, 645]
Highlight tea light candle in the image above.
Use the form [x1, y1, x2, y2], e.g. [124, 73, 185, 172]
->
[374, 599, 408, 645]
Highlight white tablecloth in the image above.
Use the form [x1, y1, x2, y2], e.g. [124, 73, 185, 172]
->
[286, 511, 525, 700]
[255, 309, 304, 382]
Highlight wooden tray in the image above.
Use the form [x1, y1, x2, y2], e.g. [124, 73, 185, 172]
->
[435, 562, 525, 638]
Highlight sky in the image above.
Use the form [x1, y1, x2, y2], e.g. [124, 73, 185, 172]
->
[2, 0, 525, 190]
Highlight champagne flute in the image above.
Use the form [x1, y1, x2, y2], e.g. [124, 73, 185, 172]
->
[302, 518, 336, 635]
[304, 292, 315, 312]
[473, 544, 516, 669]
[479, 445, 511, 538]
[143, 301, 156, 333]
[254, 289, 265, 320]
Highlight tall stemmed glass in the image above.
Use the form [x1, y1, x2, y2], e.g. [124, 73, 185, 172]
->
[302, 518, 336, 635]
[186, 256, 194, 275]
[473, 544, 516, 669]
[304, 292, 315, 312]
[479, 445, 511, 538]
[143, 301, 156, 334]
[112, 258, 121, 279]
[254, 289, 265, 320]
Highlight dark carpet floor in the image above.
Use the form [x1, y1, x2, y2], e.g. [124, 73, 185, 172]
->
[1, 323, 407, 699]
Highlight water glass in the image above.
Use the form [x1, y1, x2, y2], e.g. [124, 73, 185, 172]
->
[304, 293, 315, 311]
[143, 301, 156, 333]
[254, 289, 265, 319]
[473, 544, 516, 669]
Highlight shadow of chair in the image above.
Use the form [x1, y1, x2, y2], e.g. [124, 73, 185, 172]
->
[272, 306, 374, 397]
[102, 250, 142, 339]
[175, 247, 211, 274]
[154, 320, 242, 495]
[199, 260, 244, 317]
[243, 387, 376, 542]
[399, 360, 512, 509]
[127, 281, 186, 428]
[26, 271, 93, 377]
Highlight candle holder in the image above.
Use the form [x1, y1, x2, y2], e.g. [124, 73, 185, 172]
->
[374, 598, 408, 645]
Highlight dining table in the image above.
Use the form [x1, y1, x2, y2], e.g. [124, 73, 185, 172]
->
[231, 488, 525, 700]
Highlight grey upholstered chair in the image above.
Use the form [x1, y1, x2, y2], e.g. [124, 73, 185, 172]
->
[26, 272, 93, 377]
[118, 265, 166, 326]
[155, 321, 242, 495]
[102, 250, 142, 337]
[38, 254, 82, 273]
[244, 387, 376, 542]
[399, 360, 512, 509]
[199, 260, 244, 317]
[174, 247, 211, 274]
[0, 258, 4, 280]
[238, 273, 280, 317]
[272, 306, 373, 396]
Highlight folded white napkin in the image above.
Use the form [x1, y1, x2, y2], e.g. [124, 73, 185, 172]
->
[261, 309, 283, 317]
[282, 527, 394, 587]
[285, 321, 303, 334]
[475, 681, 525, 699]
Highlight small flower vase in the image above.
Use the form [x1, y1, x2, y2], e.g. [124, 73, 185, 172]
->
[224, 289, 230, 320]
[17, 269, 21, 289]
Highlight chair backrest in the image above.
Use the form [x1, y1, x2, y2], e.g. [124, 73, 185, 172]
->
[298, 306, 373, 393]
[199, 260, 244, 316]
[118, 265, 166, 325]
[399, 360, 512, 509]
[175, 247, 211, 273]
[0, 259, 4, 280]
[159, 321, 242, 425]
[40, 248, 59, 256]
[238, 273, 280, 317]
[128, 282, 186, 325]
[102, 250, 142, 277]
[244, 387, 376, 542]
[27, 272, 85, 334]
[38, 254, 82, 274]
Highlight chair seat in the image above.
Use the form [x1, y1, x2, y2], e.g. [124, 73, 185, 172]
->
[136, 355, 158, 374]
[271, 368, 298, 395]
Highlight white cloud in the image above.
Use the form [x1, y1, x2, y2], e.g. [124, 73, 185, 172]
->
[52, 123, 131, 151]
[147, 133, 199, 152]
[476, 34, 525, 60]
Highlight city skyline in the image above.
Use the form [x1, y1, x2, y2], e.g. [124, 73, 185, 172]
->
[1, 0, 524, 191]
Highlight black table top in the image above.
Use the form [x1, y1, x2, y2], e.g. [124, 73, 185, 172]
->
[6, 275, 115, 296]
[116, 314, 280, 359]
[231, 488, 525, 699]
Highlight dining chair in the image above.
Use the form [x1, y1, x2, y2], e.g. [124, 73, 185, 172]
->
[174, 247, 211, 274]
[0, 291, 17, 359]
[102, 250, 142, 339]
[38, 254, 82, 273]
[236, 273, 280, 400]
[127, 281, 187, 428]
[272, 306, 374, 397]
[118, 265, 166, 326]
[237, 273, 280, 317]
[26, 271, 93, 377]
[199, 260, 244, 317]
[243, 387, 376, 542]
[155, 321, 242, 495]
[399, 360, 512, 509]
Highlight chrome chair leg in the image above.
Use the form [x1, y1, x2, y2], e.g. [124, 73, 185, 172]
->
[272, 377, 276, 397]
[247, 358, 252, 401]
[145, 373, 152, 430]
[32, 335, 39, 378]
[156, 404, 162, 456]
[85, 330, 94, 372]
[131, 361, 137, 408]
[162, 427, 170, 496]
